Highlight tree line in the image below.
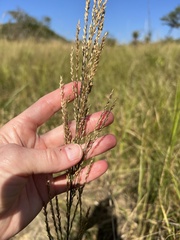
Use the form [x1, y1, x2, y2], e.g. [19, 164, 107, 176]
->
[0, 8, 66, 41]
[0, 5, 179, 43]
[132, 5, 180, 44]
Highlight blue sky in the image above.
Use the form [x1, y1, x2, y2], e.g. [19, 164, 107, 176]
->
[0, 0, 180, 43]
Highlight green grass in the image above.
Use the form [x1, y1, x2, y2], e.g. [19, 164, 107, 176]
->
[1, 39, 180, 239]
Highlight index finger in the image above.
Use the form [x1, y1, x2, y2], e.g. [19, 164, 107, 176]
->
[19, 82, 80, 129]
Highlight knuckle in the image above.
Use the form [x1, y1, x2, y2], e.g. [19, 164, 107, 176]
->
[45, 149, 60, 169]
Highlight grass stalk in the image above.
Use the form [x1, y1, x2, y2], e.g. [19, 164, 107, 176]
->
[43, 1, 115, 239]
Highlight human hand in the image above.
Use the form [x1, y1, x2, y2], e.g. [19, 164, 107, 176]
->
[0, 82, 116, 239]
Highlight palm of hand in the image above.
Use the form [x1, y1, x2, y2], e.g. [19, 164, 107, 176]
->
[0, 110, 57, 234]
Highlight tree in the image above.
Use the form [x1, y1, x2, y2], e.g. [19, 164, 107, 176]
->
[161, 5, 180, 36]
[1, 9, 61, 40]
[7, 9, 43, 39]
[8, 9, 38, 26]
[132, 31, 140, 45]
[42, 16, 51, 28]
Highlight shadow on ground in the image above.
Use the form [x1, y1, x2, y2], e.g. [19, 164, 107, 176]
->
[74, 197, 122, 240]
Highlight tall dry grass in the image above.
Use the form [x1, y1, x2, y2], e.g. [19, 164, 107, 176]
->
[1, 38, 180, 239]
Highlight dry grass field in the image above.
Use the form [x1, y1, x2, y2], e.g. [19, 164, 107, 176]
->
[1, 39, 180, 239]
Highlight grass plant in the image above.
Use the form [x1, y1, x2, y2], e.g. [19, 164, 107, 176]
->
[42, 0, 115, 239]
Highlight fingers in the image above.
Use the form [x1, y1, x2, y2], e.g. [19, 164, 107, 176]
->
[49, 134, 116, 196]
[18, 82, 80, 130]
[41, 111, 114, 148]
[0, 143, 83, 176]
[53, 160, 108, 195]
[85, 134, 116, 159]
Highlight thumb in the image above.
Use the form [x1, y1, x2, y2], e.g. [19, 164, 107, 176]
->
[0, 143, 83, 175]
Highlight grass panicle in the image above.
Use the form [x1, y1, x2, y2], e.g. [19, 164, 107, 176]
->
[43, 0, 115, 239]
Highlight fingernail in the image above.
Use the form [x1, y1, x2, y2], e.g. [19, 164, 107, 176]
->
[64, 144, 82, 162]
